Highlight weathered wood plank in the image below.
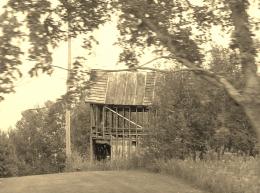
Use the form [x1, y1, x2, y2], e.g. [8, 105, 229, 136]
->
[125, 73, 136, 105]
[86, 70, 162, 105]
[105, 72, 118, 104]
[116, 72, 128, 105]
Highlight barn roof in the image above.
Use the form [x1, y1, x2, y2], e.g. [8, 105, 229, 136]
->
[85, 70, 161, 105]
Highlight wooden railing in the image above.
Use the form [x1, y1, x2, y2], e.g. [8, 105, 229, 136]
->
[91, 126, 146, 139]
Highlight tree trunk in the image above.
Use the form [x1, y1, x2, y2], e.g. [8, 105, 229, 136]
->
[242, 98, 260, 173]
[228, 0, 260, 158]
[242, 91, 260, 152]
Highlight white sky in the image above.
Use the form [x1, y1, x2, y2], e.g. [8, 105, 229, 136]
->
[0, 0, 259, 131]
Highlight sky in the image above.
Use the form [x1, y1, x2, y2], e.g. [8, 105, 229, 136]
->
[0, 0, 259, 131]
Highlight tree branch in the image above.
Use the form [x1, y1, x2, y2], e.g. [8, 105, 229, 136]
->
[183, 0, 196, 9]
[137, 56, 174, 67]
[51, 65, 69, 71]
[51, 65, 89, 74]
[228, 1, 257, 77]
[92, 67, 212, 74]
[138, 15, 197, 70]
[128, 8, 246, 104]
[216, 75, 245, 104]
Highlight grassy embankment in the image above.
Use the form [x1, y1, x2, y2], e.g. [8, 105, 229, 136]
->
[67, 153, 260, 193]
[149, 156, 260, 193]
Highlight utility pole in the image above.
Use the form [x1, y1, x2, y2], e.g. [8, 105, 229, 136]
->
[65, 8, 72, 159]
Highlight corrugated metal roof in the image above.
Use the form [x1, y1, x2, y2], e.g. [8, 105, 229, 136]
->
[85, 70, 161, 105]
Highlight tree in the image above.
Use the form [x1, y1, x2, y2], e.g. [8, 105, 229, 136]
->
[11, 107, 49, 175]
[0, 9, 23, 101]
[71, 101, 91, 158]
[10, 101, 66, 175]
[209, 47, 257, 156]
[1, 0, 259, 155]
[42, 101, 66, 172]
[0, 131, 18, 177]
[9, 98, 92, 176]
[148, 47, 257, 160]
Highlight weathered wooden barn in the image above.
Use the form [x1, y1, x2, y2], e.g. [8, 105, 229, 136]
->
[85, 69, 160, 160]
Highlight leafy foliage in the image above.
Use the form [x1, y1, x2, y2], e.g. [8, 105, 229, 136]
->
[0, 131, 18, 177]
[0, 10, 23, 100]
[9, 101, 66, 175]
[71, 101, 91, 158]
[2, 97, 91, 176]
[144, 47, 257, 160]
[0, 0, 109, 100]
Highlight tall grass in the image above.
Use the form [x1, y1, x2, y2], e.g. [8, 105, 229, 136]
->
[148, 156, 260, 193]
[66, 152, 259, 193]
[65, 151, 142, 172]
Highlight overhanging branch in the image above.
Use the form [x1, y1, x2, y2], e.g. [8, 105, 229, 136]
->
[128, 8, 245, 105]
[137, 56, 174, 67]
[92, 66, 213, 74]
[51, 65, 69, 71]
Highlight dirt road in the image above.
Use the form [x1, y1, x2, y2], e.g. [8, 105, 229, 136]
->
[0, 171, 205, 193]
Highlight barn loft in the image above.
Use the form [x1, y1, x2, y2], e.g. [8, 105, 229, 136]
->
[85, 69, 161, 160]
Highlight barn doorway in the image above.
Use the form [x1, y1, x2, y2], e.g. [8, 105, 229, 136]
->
[93, 140, 111, 161]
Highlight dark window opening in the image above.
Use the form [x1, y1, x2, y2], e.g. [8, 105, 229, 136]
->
[132, 141, 137, 146]
[94, 141, 111, 161]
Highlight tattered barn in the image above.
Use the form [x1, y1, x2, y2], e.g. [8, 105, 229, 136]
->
[85, 70, 160, 160]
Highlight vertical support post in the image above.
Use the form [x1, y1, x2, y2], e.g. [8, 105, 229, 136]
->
[128, 107, 131, 159]
[110, 107, 113, 159]
[90, 104, 93, 162]
[111, 107, 113, 136]
[155, 109, 158, 131]
[148, 107, 150, 130]
[90, 125, 93, 162]
[106, 107, 108, 135]
[95, 105, 98, 138]
[136, 107, 138, 150]
[65, 109, 71, 158]
[142, 107, 145, 135]
[102, 106, 105, 138]
[122, 107, 125, 158]
[116, 107, 118, 159]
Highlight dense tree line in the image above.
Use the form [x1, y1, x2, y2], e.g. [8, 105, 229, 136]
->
[144, 47, 258, 160]
[0, 100, 91, 177]
[0, 131, 18, 177]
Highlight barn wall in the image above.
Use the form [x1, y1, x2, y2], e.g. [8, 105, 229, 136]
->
[110, 138, 137, 160]
[90, 104, 154, 161]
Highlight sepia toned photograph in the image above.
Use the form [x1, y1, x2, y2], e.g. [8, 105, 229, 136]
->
[0, 0, 259, 192]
